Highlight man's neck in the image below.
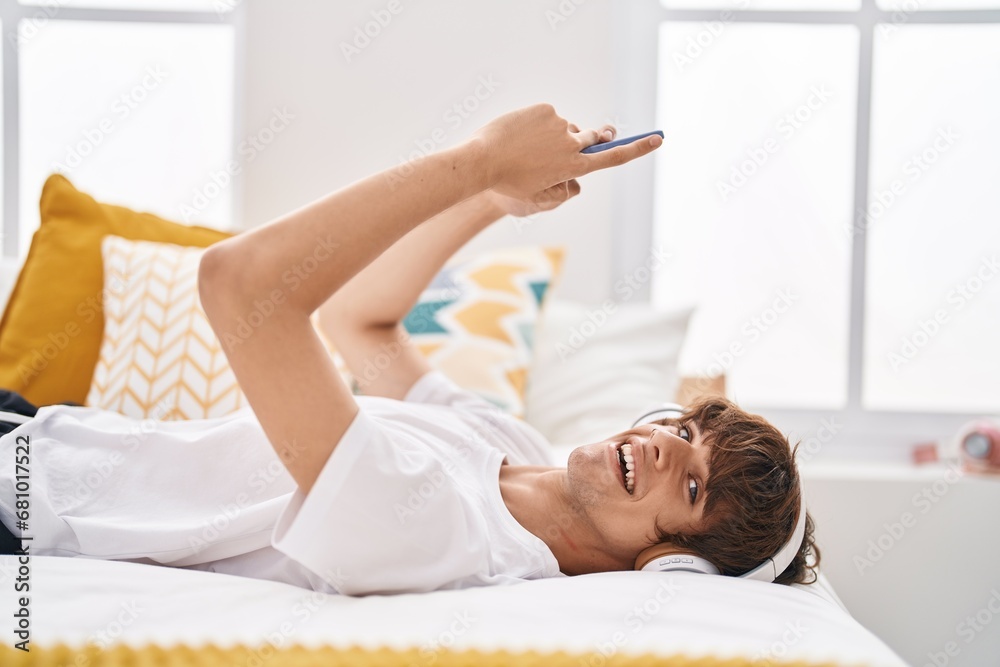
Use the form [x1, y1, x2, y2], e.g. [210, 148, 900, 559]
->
[497, 463, 629, 575]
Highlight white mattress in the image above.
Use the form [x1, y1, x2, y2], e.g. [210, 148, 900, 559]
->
[0, 555, 905, 665]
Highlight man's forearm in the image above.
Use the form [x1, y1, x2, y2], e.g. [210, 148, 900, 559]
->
[319, 192, 504, 330]
[201, 142, 490, 317]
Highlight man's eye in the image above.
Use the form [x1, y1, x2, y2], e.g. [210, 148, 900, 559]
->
[688, 477, 699, 505]
[678, 425, 691, 442]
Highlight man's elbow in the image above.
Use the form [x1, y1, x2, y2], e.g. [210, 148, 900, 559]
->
[198, 242, 245, 317]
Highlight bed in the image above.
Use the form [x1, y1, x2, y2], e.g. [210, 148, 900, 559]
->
[0, 552, 905, 666]
[0, 296, 906, 666]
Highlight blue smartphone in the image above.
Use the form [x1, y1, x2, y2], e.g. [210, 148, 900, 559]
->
[581, 130, 664, 154]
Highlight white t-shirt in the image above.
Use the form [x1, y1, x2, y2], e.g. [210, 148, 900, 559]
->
[0, 371, 564, 595]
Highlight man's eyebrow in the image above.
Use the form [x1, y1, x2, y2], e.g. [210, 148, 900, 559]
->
[688, 418, 703, 443]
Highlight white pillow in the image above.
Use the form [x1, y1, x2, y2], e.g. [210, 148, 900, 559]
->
[524, 298, 693, 446]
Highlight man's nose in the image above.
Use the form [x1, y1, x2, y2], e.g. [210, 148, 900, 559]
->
[650, 428, 694, 471]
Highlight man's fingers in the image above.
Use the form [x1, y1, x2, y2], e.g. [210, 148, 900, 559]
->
[535, 179, 581, 210]
[576, 124, 618, 150]
[582, 133, 662, 173]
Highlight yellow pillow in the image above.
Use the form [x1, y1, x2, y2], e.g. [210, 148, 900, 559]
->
[0, 175, 230, 406]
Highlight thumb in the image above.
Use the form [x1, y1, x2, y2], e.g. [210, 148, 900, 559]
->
[582, 133, 663, 174]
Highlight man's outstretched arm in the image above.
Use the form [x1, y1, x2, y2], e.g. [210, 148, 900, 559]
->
[198, 104, 661, 493]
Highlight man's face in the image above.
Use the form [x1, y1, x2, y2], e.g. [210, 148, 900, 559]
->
[564, 419, 713, 556]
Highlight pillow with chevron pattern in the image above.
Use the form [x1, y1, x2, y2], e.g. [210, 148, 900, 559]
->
[392, 245, 565, 418]
[86, 235, 348, 420]
[87, 236, 564, 421]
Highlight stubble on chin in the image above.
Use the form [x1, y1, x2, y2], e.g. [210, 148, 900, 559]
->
[566, 446, 605, 509]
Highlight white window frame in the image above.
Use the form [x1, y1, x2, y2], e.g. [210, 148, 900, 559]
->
[0, 0, 246, 258]
[611, 0, 1000, 459]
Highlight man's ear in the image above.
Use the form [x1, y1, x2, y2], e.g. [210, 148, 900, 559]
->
[634, 542, 684, 571]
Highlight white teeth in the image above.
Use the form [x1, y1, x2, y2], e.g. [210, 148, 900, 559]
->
[619, 443, 636, 494]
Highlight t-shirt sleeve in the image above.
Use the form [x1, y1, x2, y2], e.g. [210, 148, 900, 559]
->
[403, 369, 499, 411]
[270, 408, 490, 596]
[404, 370, 555, 467]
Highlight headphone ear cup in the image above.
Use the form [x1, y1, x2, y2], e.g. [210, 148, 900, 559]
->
[640, 554, 721, 576]
[635, 544, 721, 576]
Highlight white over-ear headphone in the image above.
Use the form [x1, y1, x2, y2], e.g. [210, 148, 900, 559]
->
[630, 403, 807, 583]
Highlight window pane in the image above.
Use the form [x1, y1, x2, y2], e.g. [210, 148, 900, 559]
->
[19, 0, 235, 12]
[652, 23, 858, 409]
[864, 25, 1000, 413]
[661, 0, 861, 9]
[20, 20, 234, 256]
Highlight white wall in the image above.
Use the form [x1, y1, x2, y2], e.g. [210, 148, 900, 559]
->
[241, 0, 621, 303]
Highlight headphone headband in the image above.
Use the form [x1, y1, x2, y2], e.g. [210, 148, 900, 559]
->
[631, 403, 806, 583]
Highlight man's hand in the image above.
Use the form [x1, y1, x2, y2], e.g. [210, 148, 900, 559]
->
[469, 104, 661, 202]
[483, 178, 581, 218]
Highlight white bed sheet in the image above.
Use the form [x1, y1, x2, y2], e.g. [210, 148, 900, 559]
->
[0, 555, 904, 665]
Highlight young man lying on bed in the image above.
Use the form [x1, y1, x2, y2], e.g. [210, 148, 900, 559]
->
[0, 104, 819, 595]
